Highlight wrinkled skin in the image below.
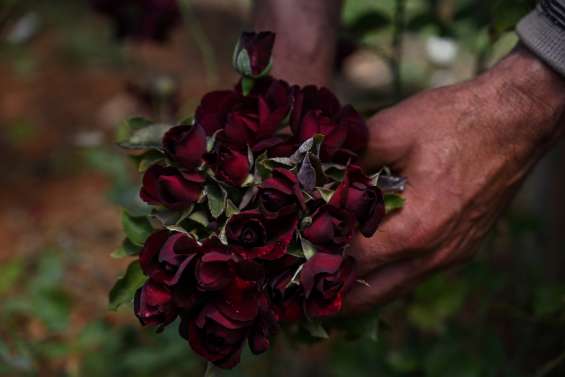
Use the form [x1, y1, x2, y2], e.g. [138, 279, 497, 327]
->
[254, 0, 565, 314]
[345, 49, 565, 312]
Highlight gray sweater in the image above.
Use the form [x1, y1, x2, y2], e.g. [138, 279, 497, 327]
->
[518, 0, 565, 76]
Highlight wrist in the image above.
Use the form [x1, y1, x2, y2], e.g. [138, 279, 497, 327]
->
[479, 45, 565, 146]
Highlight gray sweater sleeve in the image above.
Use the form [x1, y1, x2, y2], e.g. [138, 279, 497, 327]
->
[517, 0, 565, 77]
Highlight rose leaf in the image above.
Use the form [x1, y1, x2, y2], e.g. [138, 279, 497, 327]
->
[122, 211, 153, 247]
[108, 261, 147, 311]
[111, 238, 142, 259]
[298, 153, 317, 192]
[384, 193, 405, 214]
[206, 182, 227, 218]
[118, 124, 173, 150]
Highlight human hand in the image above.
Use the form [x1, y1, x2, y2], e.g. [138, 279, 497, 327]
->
[345, 46, 565, 313]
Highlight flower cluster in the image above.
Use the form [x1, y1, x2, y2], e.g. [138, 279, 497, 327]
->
[114, 31, 401, 370]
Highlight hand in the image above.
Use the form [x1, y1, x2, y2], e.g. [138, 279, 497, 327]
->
[345, 46, 565, 313]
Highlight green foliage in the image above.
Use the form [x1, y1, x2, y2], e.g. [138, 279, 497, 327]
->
[122, 210, 154, 246]
[108, 261, 147, 311]
[384, 193, 405, 213]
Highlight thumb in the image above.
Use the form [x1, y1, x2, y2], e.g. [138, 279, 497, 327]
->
[361, 103, 419, 173]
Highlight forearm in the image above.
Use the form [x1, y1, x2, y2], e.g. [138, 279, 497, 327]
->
[253, 0, 342, 87]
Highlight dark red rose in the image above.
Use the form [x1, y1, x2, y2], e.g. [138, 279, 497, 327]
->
[290, 85, 368, 160]
[330, 165, 385, 237]
[258, 168, 305, 218]
[252, 135, 297, 158]
[233, 31, 275, 77]
[90, 0, 181, 42]
[205, 142, 250, 187]
[195, 90, 241, 135]
[139, 231, 200, 286]
[300, 252, 356, 318]
[303, 205, 355, 251]
[196, 78, 291, 148]
[140, 165, 204, 209]
[134, 279, 177, 331]
[195, 238, 236, 291]
[270, 261, 305, 322]
[180, 303, 249, 369]
[226, 210, 298, 260]
[181, 279, 274, 369]
[248, 294, 278, 355]
[162, 124, 206, 169]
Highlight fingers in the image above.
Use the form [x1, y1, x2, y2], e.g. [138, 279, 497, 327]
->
[347, 183, 431, 276]
[343, 255, 432, 315]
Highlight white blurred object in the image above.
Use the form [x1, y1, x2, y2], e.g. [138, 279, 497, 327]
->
[6, 13, 40, 44]
[426, 36, 458, 66]
[343, 49, 392, 89]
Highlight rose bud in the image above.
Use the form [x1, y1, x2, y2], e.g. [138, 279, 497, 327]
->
[162, 124, 206, 169]
[300, 252, 356, 318]
[303, 205, 355, 251]
[195, 238, 236, 291]
[232, 31, 275, 78]
[290, 85, 368, 160]
[140, 165, 204, 210]
[258, 168, 305, 218]
[180, 304, 249, 369]
[205, 142, 250, 187]
[139, 230, 200, 286]
[330, 165, 385, 237]
[89, 0, 181, 42]
[134, 280, 177, 331]
[226, 210, 298, 260]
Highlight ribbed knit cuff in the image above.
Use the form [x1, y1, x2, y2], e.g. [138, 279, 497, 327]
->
[517, 1, 565, 77]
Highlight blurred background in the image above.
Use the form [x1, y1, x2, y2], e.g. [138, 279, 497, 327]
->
[0, 0, 564, 376]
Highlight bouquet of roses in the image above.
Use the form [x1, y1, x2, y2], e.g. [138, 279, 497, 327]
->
[109, 31, 405, 372]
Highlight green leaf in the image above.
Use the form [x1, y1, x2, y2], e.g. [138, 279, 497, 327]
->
[225, 199, 239, 217]
[303, 321, 329, 339]
[136, 150, 166, 172]
[118, 124, 173, 150]
[268, 157, 294, 166]
[206, 182, 227, 218]
[290, 134, 325, 163]
[206, 129, 222, 153]
[317, 187, 335, 203]
[108, 261, 147, 311]
[287, 239, 305, 258]
[299, 234, 316, 260]
[149, 207, 185, 227]
[188, 211, 210, 227]
[116, 117, 153, 143]
[122, 211, 153, 246]
[241, 76, 255, 96]
[205, 362, 219, 377]
[384, 194, 405, 214]
[111, 239, 142, 258]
